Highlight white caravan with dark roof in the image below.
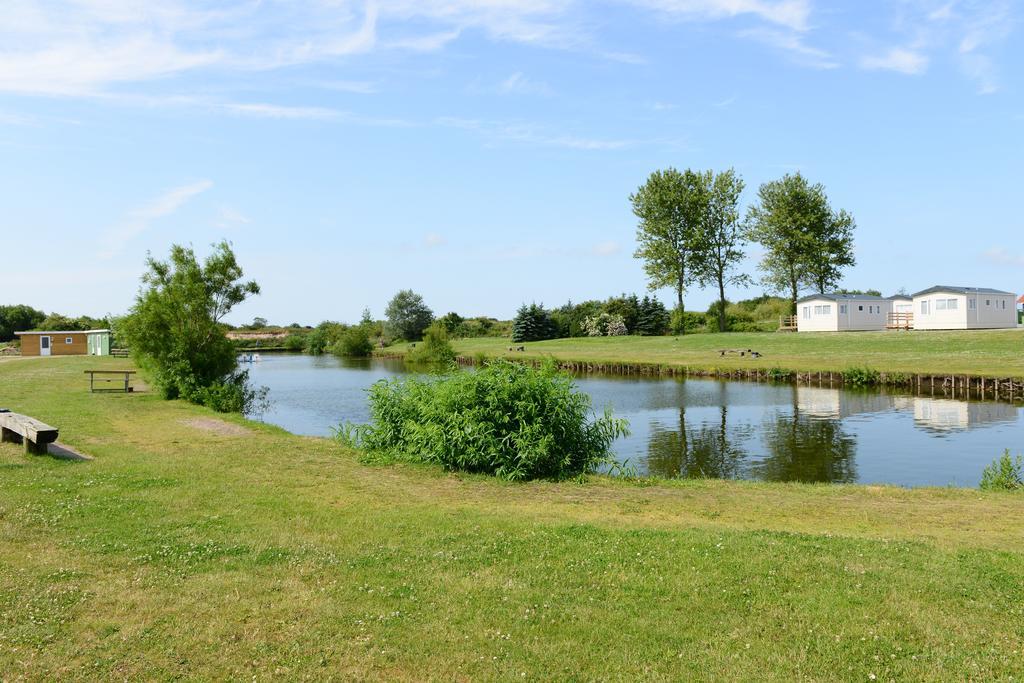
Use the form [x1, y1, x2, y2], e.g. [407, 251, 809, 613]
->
[911, 286, 1017, 330]
[796, 294, 892, 332]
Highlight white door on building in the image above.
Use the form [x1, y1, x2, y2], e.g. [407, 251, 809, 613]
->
[40, 336, 51, 356]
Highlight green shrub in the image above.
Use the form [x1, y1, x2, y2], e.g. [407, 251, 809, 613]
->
[670, 309, 707, 334]
[842, 366, 880, 387]
[282, 334, 305, 351]
[335, 326, 373, 357]
[188, 370, 270, 415]
[766, 367, 793, 381]
[406, 322, 456, 365]
[980, 450, 1023, 491]
[344, 360, 629, 481]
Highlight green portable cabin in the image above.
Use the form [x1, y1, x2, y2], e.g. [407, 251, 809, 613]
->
[86, 329, 111, 356]
[15, 329, 111, 356]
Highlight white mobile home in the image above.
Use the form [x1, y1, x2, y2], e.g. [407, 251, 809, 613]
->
[911, 286, 1017, 330]
[888, 294, 913, 313]
[796, 294, 891, 332]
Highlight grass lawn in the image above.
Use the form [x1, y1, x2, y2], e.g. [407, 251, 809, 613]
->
[384, 329, 1024, 379]
[1, 356, 1023, 680]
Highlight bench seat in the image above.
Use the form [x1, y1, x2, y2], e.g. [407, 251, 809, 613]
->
[0, 411, 59, 455]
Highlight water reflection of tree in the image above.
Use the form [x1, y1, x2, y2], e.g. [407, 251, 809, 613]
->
[753, 402, 858, 484]
[646, 383, 860, 483]
[646, 405, 748, 479]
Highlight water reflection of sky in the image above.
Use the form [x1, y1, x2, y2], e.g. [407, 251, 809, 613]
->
[246, 354, 1024, 488]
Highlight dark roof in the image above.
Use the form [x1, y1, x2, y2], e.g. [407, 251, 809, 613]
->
[911, 286, 1014, 297]
[887, 294, 912, 300]
[14, 329, 110, 335]
[797, 293, 885, 303]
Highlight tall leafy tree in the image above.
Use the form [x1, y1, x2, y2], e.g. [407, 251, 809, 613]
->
[631, 168, 709, 332]
[123, 241, 260, 402]
[0, 304, 45, 342]
[696, 169, 750, 332]
[385, 290, 434, 341]
[746, 172, 856, 313]
[803, 208, 856, 295]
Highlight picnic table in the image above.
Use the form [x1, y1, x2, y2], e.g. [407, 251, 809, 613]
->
[84, 369, 137, 393]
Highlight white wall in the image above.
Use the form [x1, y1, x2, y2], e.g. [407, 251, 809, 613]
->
[912, 292, 1017, 329]
[796, 299, 839, 331]
[836, 299, 891, 331]
[796, 298, 890, 331]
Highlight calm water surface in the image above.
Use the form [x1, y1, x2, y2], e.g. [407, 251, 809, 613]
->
[245, 353, 1024, 487]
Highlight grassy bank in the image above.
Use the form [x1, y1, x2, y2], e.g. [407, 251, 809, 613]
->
[383, 329, 1024, 379]
[1, 356, 1023, 679]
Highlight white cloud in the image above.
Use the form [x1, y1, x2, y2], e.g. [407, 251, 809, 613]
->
[423, 232, 447, 248]
[927, 2, 955, 22]
[98, 180, 213, 259]
[959, 53, 998, 94]
[600, 51, 649, 64]
[592, 241, 622, 256]
[858, 0, 1015, 93]
[860, 47, 929, 75]
[630, 0, 813, 31]
[0, 1, 571, 97]
[956, 1, 1013, 94]
[982, 247, 1024, 267]
[382, 0, 580, 48]
[221, 103, 343, 121]
[214, 206, 250, 230]
[307, 80, 379, 95]
[433, 117, 636, 150]
[738, 28, 837, 69]
[497, 72, 552, 96]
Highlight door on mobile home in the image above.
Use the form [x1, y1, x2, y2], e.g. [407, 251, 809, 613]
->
[40, 336, 51, 356]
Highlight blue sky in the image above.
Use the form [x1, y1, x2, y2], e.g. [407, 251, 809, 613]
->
[1, 0, 1021, 326]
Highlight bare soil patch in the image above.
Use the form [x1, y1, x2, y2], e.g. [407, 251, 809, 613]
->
[181, 417, 251, 436]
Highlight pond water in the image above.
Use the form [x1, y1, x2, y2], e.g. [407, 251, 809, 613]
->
[244, 353, 1024, 487]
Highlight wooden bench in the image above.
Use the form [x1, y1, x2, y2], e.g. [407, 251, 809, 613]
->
[85, 369, 137, 393]
[0, 410, 59, 455]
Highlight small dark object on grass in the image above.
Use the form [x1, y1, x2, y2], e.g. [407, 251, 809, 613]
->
[719, 348, 762, 358]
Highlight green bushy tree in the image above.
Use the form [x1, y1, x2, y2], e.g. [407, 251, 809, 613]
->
[122, 241, 263, 412]
[335, 326, 373, 357]
[0, 304, 45, 342]
[438, 312, 465, 335]
[632, 168, 709, 332]
[385, 290, 434, 341]
[746, 172, 856, 312]
[512, 303, 556, 342]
